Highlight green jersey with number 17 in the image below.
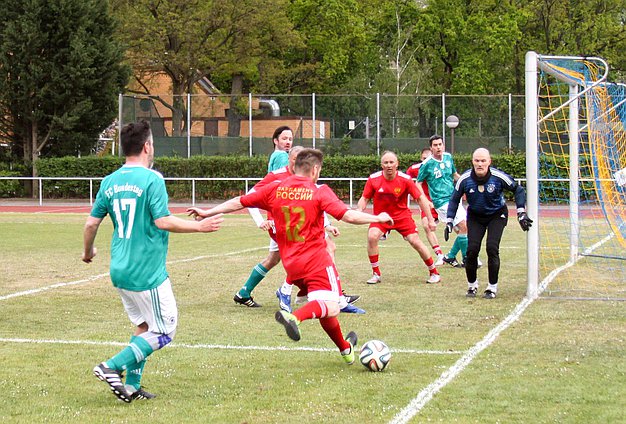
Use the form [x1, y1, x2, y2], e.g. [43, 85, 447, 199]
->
[90, 165, 171, 291]
[417, 152, 457, 209]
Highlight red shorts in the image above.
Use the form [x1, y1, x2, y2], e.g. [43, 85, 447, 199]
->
[369, 214, 418, 238]
[291, 264, 342, 298]
[420, 207, 439, 221]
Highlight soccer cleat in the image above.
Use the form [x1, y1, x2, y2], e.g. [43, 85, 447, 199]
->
[483, 290, 497, 299]
[275, 289, 292, 313]
[379, 230, 391, 241]
[426, 273, 441, 284]
[275, 310, 301, 341]
[442, 256, 462, 268]
[366, 274, 381, 284]
[466, 287, 478, 298]
[434, 253, 445, 266]
[129, 388, 156, 400]
[342, 290, 360, 304]
[340, 304, 366, 314]
[93, 362, 133, 403]
[233, 293, 262, 307]
[341, 331, 358, 364]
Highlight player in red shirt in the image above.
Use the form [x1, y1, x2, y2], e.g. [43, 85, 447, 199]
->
[188, 148, 393, 364]
[357, 150, 440, 284]
[406, 147, 445, 265]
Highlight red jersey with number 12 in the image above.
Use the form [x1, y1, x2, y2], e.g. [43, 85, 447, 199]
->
[361, 171, 422, 219]
[240, 175, 348, 280]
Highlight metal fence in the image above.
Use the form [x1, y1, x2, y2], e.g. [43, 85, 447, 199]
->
[117, 93, 525, 157]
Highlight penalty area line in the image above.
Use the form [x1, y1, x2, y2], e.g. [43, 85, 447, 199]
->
[0, 246, 268, 302]
[0, 337, 463, 355]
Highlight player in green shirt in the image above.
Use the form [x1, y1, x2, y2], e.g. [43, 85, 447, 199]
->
[417, 134, 469, 267]
[83, 121, 223, 403]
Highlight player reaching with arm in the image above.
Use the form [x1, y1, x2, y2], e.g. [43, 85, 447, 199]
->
[190, 148, 393, 364]
[83, 121, 223, 403]
[357, 151, 440, 284]
[448, 148, 532, 299]
[406, 147, 445, 265]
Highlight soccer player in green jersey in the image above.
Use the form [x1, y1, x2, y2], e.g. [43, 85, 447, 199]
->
[417, 135, 470, 267]
[83, 121, 223, 403]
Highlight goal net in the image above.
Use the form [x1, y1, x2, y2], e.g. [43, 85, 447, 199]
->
[525, 52, 626, 300]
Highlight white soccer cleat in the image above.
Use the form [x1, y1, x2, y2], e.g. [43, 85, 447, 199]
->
[434, 253, 445, 266]
[366, 274, 381, 284]
[426, 273, 441, 284]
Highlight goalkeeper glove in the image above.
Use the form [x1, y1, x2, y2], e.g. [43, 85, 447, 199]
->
[444, 222, 453, 241]
[518, 212, 533, 231]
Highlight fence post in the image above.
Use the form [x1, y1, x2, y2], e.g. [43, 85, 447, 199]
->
[187, 93, 191, 158]
[508, 93, 512, 152]
[312, 93, 316, 149]
[249, 93, 253, 157]
[376, 93, 380, 156]
[441, 93, 446, 143]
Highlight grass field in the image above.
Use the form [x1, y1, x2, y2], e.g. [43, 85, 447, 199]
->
[0, 211, 624, 423]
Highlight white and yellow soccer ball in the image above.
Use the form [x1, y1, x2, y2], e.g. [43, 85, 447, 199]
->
[359, 340, 391, 371]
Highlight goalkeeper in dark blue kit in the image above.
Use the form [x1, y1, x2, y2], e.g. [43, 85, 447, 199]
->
[446, 148, 533, 299]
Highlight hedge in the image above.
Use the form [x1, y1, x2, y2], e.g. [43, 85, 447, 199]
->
[31, 153, 530, 200]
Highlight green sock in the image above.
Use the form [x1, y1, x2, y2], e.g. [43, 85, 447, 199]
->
[124, 336, 147, 390]
[238, 263, 268, 297]
[448, 237, 461, 259]
[458, 234, 468, 258]
[107, 335, 154, 372]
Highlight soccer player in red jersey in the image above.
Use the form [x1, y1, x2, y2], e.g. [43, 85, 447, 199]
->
[188, 148, 393, 364]
[406, 147, 445, 265]
[357, 150, 440, 284]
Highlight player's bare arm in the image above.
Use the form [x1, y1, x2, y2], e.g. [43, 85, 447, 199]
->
[82, 215, 104, 263]
[155, 214, 224, 233]
[341, 210, 394, 226]
[356, 196, 370, 212]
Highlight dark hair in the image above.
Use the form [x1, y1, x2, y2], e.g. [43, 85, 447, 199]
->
[421, 147, 432, 154]
[272, 126, 293, 143]
[120, 121, 152, 156]
[428, 134, 443, 146]
[295, 148, 323, 173]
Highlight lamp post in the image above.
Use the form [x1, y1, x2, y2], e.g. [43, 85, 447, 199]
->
[445, 115, 459, 154]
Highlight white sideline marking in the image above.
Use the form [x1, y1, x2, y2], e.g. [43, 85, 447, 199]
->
[0, 246, 267, 302]
[389, 261, 585, 423]
[0, 337, 463, 355]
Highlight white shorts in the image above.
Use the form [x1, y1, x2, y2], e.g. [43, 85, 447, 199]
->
[117, 278, 178, 335]
[437, 202, 467, 227]
[269, 238, 279, 252]
[307, 289, 340, 304]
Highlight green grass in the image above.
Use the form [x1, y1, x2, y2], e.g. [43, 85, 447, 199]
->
[0, 213, 624, 423]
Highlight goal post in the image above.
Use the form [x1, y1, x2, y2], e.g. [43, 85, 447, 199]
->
[525, 51, 626, 300]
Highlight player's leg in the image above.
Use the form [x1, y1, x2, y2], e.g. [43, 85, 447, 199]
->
[404, 231, 440, 283]
[94, 279, 177, 402]
[483, 212, 508, 299]
[235, 241, 281, 307]
[465, 214, 487, 297]
[366, 224, 385, 283]
[422, 209, 444, 264]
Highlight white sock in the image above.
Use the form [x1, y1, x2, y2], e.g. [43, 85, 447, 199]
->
[280, 281, 293, 295]
[468, 281, 479, 289]
[487, 283, 498, 293]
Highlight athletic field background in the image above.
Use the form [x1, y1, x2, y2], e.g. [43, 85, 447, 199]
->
[0, 208, 623, 423]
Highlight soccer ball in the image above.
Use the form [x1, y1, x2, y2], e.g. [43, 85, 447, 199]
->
[359, 340, 391, 372]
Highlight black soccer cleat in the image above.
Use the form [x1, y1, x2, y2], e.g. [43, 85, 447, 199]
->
[233, 293, 262, 307]
[483, 290, 497, 299]
[442, 256, 462, 268]
[130, 388, 156, 400]
[466, 287, 478, 298]
[342, 289, 360, 305]
[93, 362, 133, 403]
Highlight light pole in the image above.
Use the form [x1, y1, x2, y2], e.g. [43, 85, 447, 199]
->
[446, 115, 459, 154]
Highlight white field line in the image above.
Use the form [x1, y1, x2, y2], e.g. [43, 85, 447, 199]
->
[389, 258, 591, 423]
[0, 337, 463, 355]
[0, 246, 267, 302]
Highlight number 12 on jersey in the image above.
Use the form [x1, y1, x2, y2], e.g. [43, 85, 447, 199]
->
[281, 206, 305, 242]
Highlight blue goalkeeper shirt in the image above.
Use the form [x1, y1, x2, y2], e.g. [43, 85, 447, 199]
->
[447, 167, 526, 220]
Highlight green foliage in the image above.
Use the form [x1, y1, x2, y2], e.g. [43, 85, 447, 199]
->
[31, 153, 529, 199]
[0, 0, 129, 166]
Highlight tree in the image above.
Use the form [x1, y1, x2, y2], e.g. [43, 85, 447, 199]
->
[112, 0, 300, 137]
[0, 0, 129, 182]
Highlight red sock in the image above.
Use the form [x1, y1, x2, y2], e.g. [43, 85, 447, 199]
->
[369, 254, 381, 275]
[433, 245, 443, 256]
[424, 257, 438, 273]
[293, 300, 327, 322]
[319, 317, 350, 351]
